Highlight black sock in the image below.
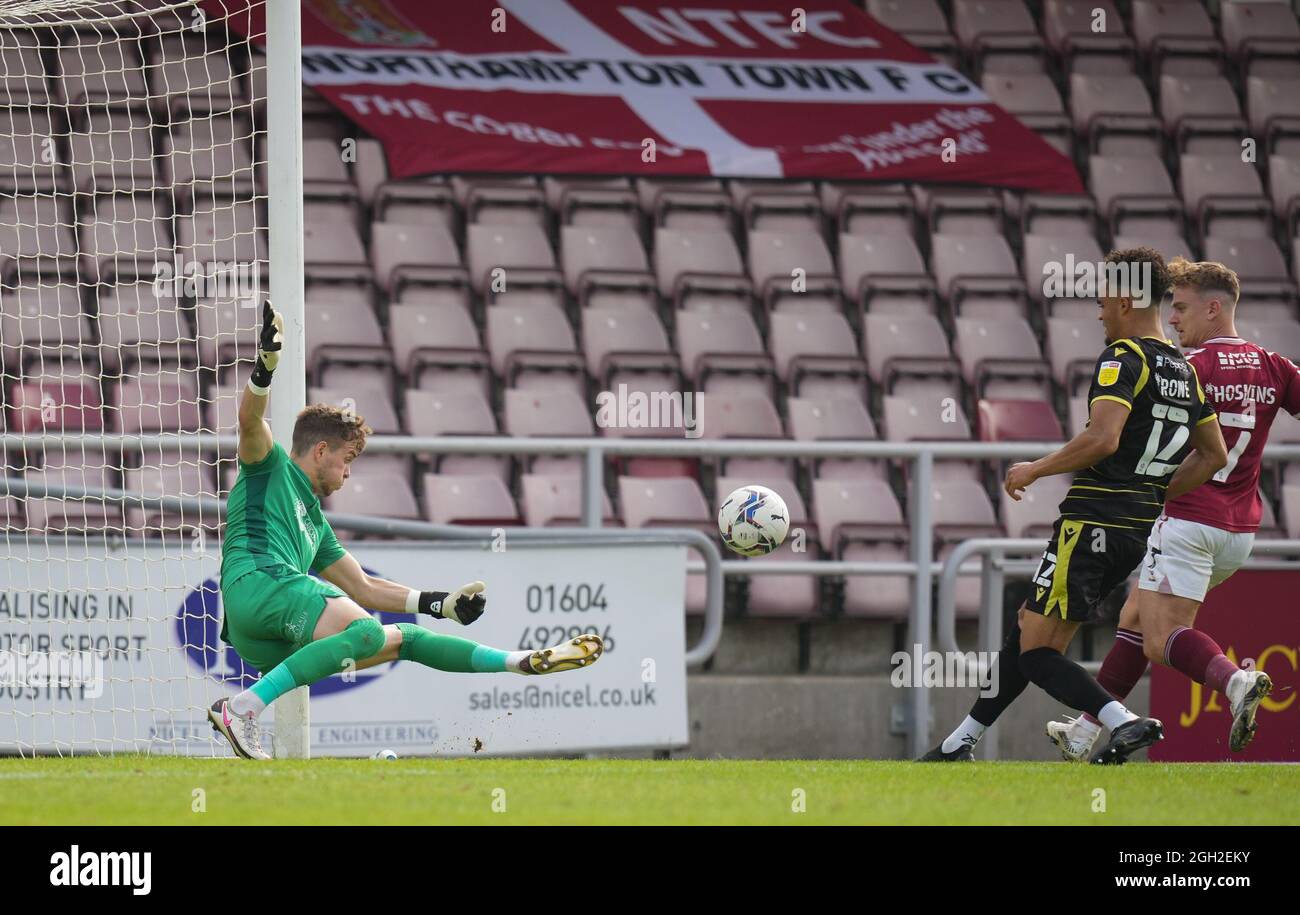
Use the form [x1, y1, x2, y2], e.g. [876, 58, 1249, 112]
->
[968, 625, 1030, 727]
[1019, 647, 1116, 719]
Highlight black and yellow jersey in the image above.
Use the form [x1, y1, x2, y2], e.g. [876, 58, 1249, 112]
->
[1058, 336, 1216, 533]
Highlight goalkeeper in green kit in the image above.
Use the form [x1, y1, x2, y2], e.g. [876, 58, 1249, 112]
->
[210, 303, 603, 760]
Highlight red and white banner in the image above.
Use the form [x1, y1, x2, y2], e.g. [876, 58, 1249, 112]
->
[1149, 570, 1300, 762]
[224, 0, 1082, 192]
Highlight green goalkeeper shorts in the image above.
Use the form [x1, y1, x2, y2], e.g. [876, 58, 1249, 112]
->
[219, 565, 346, 673]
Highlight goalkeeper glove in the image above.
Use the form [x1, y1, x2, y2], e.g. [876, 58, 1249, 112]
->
[417, 581, 487, 625]
[248, 300, 284, 392]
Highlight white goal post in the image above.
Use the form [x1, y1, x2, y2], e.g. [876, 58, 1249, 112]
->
[0, 0, 308, 756]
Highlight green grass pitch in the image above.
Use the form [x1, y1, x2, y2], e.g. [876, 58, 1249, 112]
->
[2, 757, 1298, 825]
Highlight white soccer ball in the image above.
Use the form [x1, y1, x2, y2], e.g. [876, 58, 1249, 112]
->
[717, 485, 790, 557]
[371, 749, 398, 760]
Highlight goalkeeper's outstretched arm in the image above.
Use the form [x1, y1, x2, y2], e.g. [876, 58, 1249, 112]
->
[237, 302, 283, 465]
[318, 552, 487, 625]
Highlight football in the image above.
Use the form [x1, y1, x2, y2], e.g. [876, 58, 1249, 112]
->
[717, 485, 790, 557]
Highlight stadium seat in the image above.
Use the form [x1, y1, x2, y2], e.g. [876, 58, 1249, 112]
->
[1158, 74, 1246, 155]
[466, 222, 563, 308]
[952, 316, 1050, 399]
[544, 175, 639, 229]
[77, 192, 171, 283]
[0, 30, 49, 105]
[617, 475, 710, 529]
[978, 399, 1065, 442]
[1281, 484, 1300, 538]
[862, 312, 958, 393]
[929, 233, 1025, 314]
[453, 174, 546, 227]
[767, 311, 866, 399]
[23, 460, 121, 533]
[0, 192, 76, 260]
[503, 387, 592, 476]
[729, 179, 822, 233]
[580, 307, 678, 389]
[7, 374, 104, 433]
[147, 31, 242, 109]
[837, 232, 935, 316]
[882, 392, 977, 480]
[1069, 73, 1161, 155]
[1046, 316, 1105, 393]
[823, 182, 918, 237]
[747, 229, 840, 314]
[1220, 1, 1300, 78]
[1234, 320, 1300, 362]
[326, 472, 420, 535]
[1247, 75, 1300, 154]
[1130, 0, 1222, 78]
[56, 30, 147, 106]
[176, 195, 261, 265]
[387, 301, 488, 391]
[1067, 395, 1089, 436]
[123, 454, 219, 534]
[635, 176, 732, 230]
[520, 474, 616, 527]
[112, 369, 201, 434]
[653, 226, 750, 312]
[372, 179, 457, 232]
[674, 308, 772, 391]
[1022, 233, 1106, 309]
[1042, 0, 1133, 73]
[369, 222, 464, 296]
[787, 396, 883, 481]
[1088, 155, 1182, 240]
[0, 280, 92, 373]
[166, 109, 255, 192]
[308, 385, 401, 435]
[981, 72, 1073, 146]
[1201, 237, 1295, 308]
[560, 224, 655, 311]
[1269, 155, 1300, 236]
[485, 304, 584, 392]
[422, 474, 520, 526]
[866, 0, 953, 59]
[403, 388, 507, 482]
[65, 106, 156, 194]
[811, 478, 910, 618]
[951, 0, 1046, 76]
[95, 278, 188, 371]
[1179, 154, 1271, 241]
[303, 195, 367, 269]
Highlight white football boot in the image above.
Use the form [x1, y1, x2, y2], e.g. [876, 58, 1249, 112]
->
[208, 698, 271, 760]
[1045, 714, 1101, 762]
[1227, 670, 1273, 752]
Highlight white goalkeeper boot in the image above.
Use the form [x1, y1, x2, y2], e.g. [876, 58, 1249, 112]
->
[208, 698, 271, 760]
[523, 634, 604, 673]
[1045, 714, 1101, 762]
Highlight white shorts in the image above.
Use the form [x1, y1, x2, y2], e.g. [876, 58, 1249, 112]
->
[1137, 514, 1254, 602]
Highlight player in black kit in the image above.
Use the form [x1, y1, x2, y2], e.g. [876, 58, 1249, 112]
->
[920, 247, 1228, 764]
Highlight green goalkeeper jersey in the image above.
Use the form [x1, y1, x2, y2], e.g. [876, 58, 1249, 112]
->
[220, 442, 346, 585]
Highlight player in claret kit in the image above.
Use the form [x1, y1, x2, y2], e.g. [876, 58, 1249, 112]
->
[920, 247, 1229, 765]
[209, 303, 603, 760]
[1048, 259, 1291, 761]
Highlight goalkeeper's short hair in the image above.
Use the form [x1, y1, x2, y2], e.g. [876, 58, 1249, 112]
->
[292, 403, 373, 456]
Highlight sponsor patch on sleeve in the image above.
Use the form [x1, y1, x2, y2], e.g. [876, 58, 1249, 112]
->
[1098, 360, 1122, 387]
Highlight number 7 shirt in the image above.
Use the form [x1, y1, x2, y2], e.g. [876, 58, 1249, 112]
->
[1164, 336, 1300, 533]
[1058, 336, 1216, 535]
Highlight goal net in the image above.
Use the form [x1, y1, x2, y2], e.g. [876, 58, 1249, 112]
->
[0, 0, 276, 755]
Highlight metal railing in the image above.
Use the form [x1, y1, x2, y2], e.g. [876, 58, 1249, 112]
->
[8, 432, 1300, 757]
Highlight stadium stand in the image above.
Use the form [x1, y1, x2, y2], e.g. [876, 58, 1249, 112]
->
[6, 0, 1300, 630]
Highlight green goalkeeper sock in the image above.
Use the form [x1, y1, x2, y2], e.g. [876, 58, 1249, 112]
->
[234, 617, 386, 716]
[396, 623, 515, 672]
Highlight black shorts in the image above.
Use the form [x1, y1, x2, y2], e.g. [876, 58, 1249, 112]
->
[1024, 518, 1147, 622]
